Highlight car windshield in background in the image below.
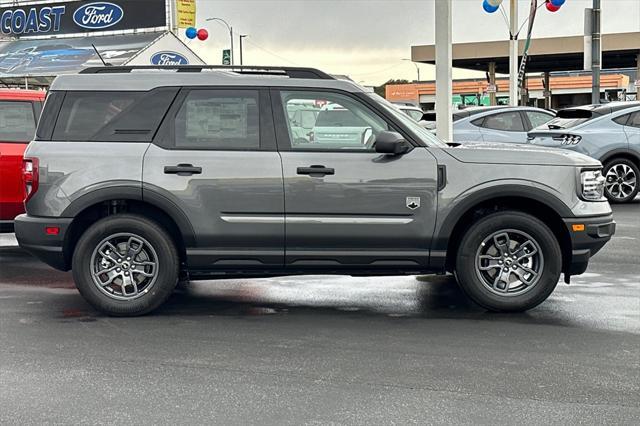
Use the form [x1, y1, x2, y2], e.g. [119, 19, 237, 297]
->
[402, 109, 424, 121]
[367, 93, 447, 147]
[316, 110, 367, 127]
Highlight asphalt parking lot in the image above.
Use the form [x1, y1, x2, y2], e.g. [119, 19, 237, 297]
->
[1, 201, 638, 425]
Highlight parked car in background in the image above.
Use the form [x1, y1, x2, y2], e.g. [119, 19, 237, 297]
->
[528, 102, 640, 203]
[393, 103, 436, 130]
[0, 89, 45, 232]
[452, 106, 555, 144]
[310, 103, 373, 147]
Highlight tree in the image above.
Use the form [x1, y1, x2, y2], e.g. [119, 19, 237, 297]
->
[375, 79, 409, 98]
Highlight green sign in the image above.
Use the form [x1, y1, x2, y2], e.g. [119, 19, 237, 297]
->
[222, 49, 231, 65]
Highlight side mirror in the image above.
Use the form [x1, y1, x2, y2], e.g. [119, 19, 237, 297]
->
[374, 131, 411, 155]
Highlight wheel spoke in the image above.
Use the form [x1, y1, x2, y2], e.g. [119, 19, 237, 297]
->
[95, 269, 120, 287]
[478, 255, 502, 271]
[514, 240, 538, 261]
[493, 232, 511, 257]
[125, 237, 145, 258]
[98, 242, 121, 263]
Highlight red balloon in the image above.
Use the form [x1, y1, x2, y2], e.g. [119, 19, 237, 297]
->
[197, 28, 208, 41]
[545, 1, 561, 12]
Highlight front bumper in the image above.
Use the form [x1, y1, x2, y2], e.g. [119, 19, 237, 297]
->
[14, 214, 73, 271]
[563, 213, 616, 278]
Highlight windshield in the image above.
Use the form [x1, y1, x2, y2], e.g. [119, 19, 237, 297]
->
[367, 93, 447, 147]
[316, 109, 367, 127]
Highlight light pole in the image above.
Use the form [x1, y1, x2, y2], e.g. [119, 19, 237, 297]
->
[402, 58, 420, 82]
[206, 17, 233, 65]
[239, 34, 248, 65]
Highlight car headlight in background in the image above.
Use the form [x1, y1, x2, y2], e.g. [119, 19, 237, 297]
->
[580, 169, 605, 201]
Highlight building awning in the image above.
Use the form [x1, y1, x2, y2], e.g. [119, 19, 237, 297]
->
[0, 30, 204, 86]
[411, 32, 640, 73]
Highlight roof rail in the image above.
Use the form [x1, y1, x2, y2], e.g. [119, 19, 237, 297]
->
[80, 65, 335, 80]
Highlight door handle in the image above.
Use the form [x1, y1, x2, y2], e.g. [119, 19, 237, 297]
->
[297, 165, 335, 176]
[164, 164, 202, 176]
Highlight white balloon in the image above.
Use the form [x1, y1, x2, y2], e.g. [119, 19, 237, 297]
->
[487, 0, 503, 6]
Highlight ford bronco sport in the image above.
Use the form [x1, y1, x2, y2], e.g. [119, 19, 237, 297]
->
[15, 66, 615, 316]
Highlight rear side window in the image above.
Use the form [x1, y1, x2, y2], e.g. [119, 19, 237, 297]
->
[50, 88, 178, 142]
[0, 101, 36, 142]
[623, 112, 640, 128]
[173, 89, 260, 150]
[613, 114, 630, 126]
[526, 111, 554, 129]
[53, 92, 142, 141]
[481, 111, 525, 132]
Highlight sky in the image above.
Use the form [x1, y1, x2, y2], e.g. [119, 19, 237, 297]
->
[183, 0, 640, 85]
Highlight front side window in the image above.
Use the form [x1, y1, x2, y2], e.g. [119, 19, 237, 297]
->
[526, 111, 554, 129]
[280, 91, 388, 150]
[174, 90, 259, 149]
[0, 101, 36, 142]
[482, 111, 525, 132]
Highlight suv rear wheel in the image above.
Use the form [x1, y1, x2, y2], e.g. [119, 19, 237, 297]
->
[72, 214, 179, 316]
[455, 211, 562, 312]
[603, 158, 639, 203]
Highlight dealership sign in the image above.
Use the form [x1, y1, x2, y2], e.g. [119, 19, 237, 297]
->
[73, 2, 124, 30]
[0, 0, 167, 37]
[151, 51, 189, 65]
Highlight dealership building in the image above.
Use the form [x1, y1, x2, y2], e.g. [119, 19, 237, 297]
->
[387, 32, 639, 110]
[0, 0, 204, 88]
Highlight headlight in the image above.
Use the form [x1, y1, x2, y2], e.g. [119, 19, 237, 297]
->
[580, 169, 605, 201]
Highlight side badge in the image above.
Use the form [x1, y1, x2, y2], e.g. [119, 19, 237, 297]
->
[406, 196, 420, 210]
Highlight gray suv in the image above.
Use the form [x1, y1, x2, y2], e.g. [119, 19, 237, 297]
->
[15, 66, 615, 316]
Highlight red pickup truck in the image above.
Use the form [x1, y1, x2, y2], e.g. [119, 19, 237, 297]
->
[0, 89, 45, 232]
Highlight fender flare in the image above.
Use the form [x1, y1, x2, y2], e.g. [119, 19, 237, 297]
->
[61, 182, 196, 246]
[432, 183, 573, 253]
[599, 149, 640, 167]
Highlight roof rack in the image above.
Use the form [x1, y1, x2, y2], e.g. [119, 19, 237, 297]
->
[80, 65, 335, 80]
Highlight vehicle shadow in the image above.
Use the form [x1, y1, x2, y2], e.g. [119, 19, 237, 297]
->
[1, 245, 578, 327]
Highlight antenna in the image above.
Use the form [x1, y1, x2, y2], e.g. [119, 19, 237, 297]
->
[91, 44, 111, 67]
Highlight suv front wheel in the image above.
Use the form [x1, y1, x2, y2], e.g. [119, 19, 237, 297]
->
[455, 211, 562, 312]
[72, 214, 179, 316]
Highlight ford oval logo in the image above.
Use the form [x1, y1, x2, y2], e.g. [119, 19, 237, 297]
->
[73, 2, 124, 29]
[151, 51, 189, 66]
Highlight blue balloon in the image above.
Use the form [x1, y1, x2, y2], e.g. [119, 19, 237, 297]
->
[550, 0, 566, 6]
[185, 27, 197, 39]
[482, 0, 500, 13]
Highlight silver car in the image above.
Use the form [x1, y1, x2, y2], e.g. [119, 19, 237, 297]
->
[528, 102, 640, 203]
[453, 106, 554, 144]
[15, 65, 614, 316]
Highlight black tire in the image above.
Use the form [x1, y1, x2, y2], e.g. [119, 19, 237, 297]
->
[603, 158, 639, 204]
[455, 211, 562, 312]
[72, 214, 179, 316]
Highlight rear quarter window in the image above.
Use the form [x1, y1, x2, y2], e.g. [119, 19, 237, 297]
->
[50, 89, 178, 142]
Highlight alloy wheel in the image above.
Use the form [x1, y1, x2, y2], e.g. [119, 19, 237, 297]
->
[474, 229, 544, 297]
[605, 163, 637, 200]
[90, 233, 159, 301]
